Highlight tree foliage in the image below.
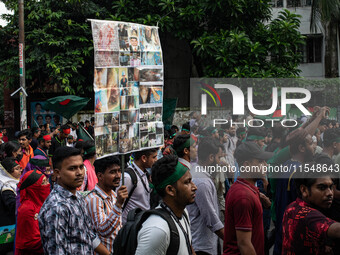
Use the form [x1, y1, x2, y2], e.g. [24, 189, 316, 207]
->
[0, 0, 305, 94]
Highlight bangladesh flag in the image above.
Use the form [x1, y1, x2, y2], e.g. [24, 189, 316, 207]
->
[77, 124, 93, 141]
[43, 96, 90, 120]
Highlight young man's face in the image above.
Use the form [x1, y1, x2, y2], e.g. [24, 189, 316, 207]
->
[99, 164, 121, 190]
[143, 151, 158, 169]
[60, 131, 69, 140]
[55, 155, 84, 191]
[189, 143, 197, 161]
[174, 170, 197, 205]
[302, 177, 334, 209]
[255, 139, 265, 149]
[35, 129, 41, 137]
[18, 135, 31, 149]
[334, 141, 340, 155]
[212, 147, 223, 165]
[212, 131, 219, 140]
[245, 158, 267, 179]
[229, 126, 236, 137]
[44, 140, 52, 149]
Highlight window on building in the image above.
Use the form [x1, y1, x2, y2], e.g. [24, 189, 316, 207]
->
[270, 0, 283, 7]
[287, 0, 312, 7]
[300, 35, 323, 63]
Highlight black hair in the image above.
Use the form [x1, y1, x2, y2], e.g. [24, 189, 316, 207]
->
[181, 122, 190, 131]
[151, 155, 178, 197]
[134, 148, 158, 161]
[52, 146, 81, 170]
[85, 120, 90, 124]
[31, 127, 40, 134]
[168, 128, 177, 139]
[172, 134, 191, 158]
[53, 115, 60, 121]
[294, 164, 335, 198]
[91, 117, 95, 122]
[198, 138, 220, 162]
[83, 140, 96, 160]
[35, 103, 42, 108]
[0, 143, 5, 161]
[319, 119, 328, 126]
[74, 140, 85, 151]
[323, 128, 340, 147]
[18, 129, 32, 140]
[61, 124, 70, 130]
[36, 115, 43, 120]
[94, 156, 120, 175]
[4, 141, 21, 157]
[246, 127, 266, 140]
[171, 125, 179, 132]
[221, 122, 231, 130]
[45, 114, 51, 119]
[1, 157, 18, 174]
[271, 125, 286, 139]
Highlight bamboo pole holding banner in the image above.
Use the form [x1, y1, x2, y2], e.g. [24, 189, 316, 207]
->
[121, 154, 125, 185]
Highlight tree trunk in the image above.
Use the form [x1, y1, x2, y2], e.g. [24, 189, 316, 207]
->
[324, 21, 339, 78]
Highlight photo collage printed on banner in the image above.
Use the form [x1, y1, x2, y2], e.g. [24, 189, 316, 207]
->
[139, 24, 163, 149]
[92, 20, 164, 156]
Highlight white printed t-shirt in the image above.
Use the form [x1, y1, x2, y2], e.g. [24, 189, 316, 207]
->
[135, 208, 192, 255]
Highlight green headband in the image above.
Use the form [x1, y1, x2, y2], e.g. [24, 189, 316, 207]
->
[331, 137, 340, 143]
[247, 135, 265, 141]
[84, 146, 96, 155]
[29, 158, 50, 167]
[150, 161, 188, 192]
[211, 128, 218, 134]
[175, 137, 195, 153]
[182, 128, 190, 132]
[170, 133, 177, 139]
[239, 131, 246, 135]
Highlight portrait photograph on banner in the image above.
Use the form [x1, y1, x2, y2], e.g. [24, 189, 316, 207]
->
[91, 19, 164, 157]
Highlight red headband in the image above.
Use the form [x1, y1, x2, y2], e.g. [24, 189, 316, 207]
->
[63, 128, 71, 135]
[43, 135, 51, 141]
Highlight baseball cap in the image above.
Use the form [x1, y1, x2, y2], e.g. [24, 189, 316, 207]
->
[234, 141, 273, 164]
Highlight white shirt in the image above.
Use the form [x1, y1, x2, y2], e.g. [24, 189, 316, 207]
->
[122, 162, 151, 224]
[136, 208, 192, 255]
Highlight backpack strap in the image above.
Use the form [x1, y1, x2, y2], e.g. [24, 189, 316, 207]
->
[122, 167, 138, 211]
[146, 209, 180, 255]
[85, 189, 107, 214]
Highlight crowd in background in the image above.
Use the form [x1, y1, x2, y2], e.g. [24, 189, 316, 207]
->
[0, 106, 340, 254]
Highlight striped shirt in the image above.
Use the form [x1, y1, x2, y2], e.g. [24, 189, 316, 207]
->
[85, 184, 122, 254]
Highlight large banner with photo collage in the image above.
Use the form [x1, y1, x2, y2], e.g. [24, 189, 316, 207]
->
[91, 20, 164, 158]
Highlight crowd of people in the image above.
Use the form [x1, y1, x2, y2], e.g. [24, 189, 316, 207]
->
[0, 106, 340, 255]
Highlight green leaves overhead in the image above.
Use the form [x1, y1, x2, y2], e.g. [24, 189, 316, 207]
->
[0, 0, 304, 95]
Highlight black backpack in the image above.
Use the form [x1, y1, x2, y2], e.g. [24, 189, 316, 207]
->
[113, 207, 188, 255]
[122, 167, 161, 210]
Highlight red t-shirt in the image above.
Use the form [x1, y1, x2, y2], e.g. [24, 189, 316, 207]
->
[223, 178, 264, 255]
[282, 198, 335, 255]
